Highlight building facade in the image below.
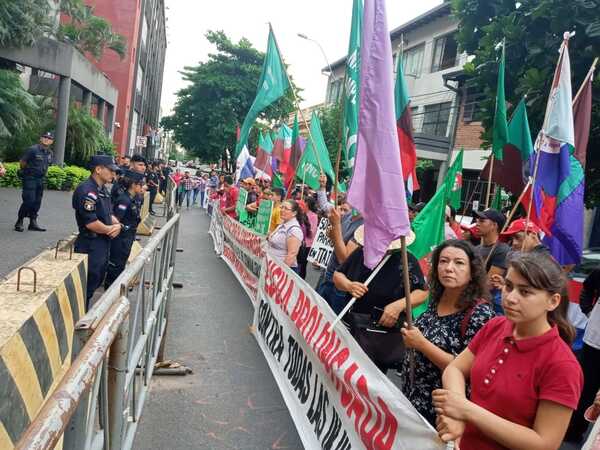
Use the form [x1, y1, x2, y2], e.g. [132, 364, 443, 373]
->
[84, 0, 167, 159]
[325, 1, 488, 199]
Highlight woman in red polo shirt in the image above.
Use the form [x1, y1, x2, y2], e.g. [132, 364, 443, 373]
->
[432, 252, 583, 450]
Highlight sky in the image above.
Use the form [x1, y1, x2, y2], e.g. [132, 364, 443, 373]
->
[160, 0, 442, 115]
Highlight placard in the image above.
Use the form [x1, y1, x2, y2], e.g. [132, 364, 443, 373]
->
[307, 218, 334, 269]
[236, 187, 249, 222]
[254, 200, 273, 236]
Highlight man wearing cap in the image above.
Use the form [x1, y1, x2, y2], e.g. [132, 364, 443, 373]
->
[130, 154, 147, 174]
[14, 131, 55, 232]
[499, 218, 549, 256]
[474, 208, 510, 314]
[73, 155, 122, 306]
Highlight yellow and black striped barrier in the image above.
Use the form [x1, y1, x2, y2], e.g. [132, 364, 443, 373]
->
[0, 248, 87, 449]
[137, 190, 155, 236]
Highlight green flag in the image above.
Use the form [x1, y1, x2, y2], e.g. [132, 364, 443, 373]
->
[296, 112, 336, 189]
[343, 0, 363, 166]
[236, 188, 249, 223]
[272, 171, 284, 188]
[492, 41, 508, 161]
[409, 184, 447, 259]
[235, 27, 290, 159]
[443, 149, 464, 209]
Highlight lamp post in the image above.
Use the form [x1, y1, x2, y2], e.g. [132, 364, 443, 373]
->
[297, 33, 337, 81]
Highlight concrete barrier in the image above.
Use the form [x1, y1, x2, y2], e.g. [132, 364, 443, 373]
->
[0, 247, 87, 449]
[137, 191, 155, 236]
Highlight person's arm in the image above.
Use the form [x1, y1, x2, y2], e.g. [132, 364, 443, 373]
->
[20, 149, 33, 169]
[284, 236, 301, 267]
[317, 174, 333, 213]
[580, 270, 600, 315]
[488, 265, 506, 290]
[333, 270, 368, 299]
[401, 320, 456, 370]
[379, 289, 429, 327]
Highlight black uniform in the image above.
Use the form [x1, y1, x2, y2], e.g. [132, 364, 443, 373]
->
[146, 171, 160, 213]
[73, 177, 113, 305]
[105, 191, 142, 288]
[18, 144, 52, 221]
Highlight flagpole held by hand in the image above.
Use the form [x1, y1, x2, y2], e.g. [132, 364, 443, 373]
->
[329, 253, 392, 330]
[400, 235, 416, 386]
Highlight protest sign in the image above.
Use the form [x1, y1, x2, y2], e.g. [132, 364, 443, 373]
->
[236, 187, 249, 222]
[307, 218, 334, 269]
[254, 200, 273, 236]
[208, 200, 223, 255]
[202, 188, 210, 209]
[253, 254, 443, 450]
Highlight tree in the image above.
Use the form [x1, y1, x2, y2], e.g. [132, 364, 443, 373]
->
[160, 30, 298, 162]
[0, 0, 53, 48]
[65, 106, 115, 167]
[452, 0, 600, 206]
[0, 70, 39, 144]
[317, 101, 346, 178]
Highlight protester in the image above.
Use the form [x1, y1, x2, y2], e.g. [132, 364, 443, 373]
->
[181, 171, 195, 208]
[333, 225, 428, 373]
[104, 170, 144, 288]
[474, 208, 510, 314]
[399, 239, 495, 426]
[295, 200, 314, 279]
[14, 131, 54, 232]
[267, 200, 305, 273]
[220, 175, 238, 218]
[73, 156, 122, 306]
[192, 171, 203, 206]
[566, 268, 600, 443]
[270, 187, 284, 232]
[434, 252, 583, 450]
[445, 206, 459, 240]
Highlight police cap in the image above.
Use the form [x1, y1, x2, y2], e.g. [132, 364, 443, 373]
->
[41, 131, 55, 140]
[123, 169, 145, 183]
[90, 155, 119, 172]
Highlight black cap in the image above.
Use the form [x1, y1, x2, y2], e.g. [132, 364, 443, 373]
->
[475, 208, 506, 230]
[131, 154, 147, 164]
[90, 155, 119, 172]
[122, 169, 145, 183]
[41, 131, 55, 140]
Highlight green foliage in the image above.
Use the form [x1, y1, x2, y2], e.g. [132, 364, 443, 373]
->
[0, 162, 21, 187]
[161, 30, 298, 162]
[65, 106, 114, 167]
[0, 0, 53, 48]
[0, 70, 39, 140]
[316, 102, 346, 177]
[58, 0, 126, 59]
[46, 165, 67, 190]
[452, 0, 600, 206]
[0, 162, 89, 190]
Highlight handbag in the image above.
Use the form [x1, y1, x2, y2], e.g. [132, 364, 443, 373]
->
[347, 310, 406, 370]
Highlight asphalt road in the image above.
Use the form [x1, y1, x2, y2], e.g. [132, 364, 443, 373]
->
[0, 187, 78, 277]
[133, 207, 302, 450]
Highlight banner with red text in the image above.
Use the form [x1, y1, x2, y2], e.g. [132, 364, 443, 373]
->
[208, 200, 224, 255]
[252, 254, 443, 450]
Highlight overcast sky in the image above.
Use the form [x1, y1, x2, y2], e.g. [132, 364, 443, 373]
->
[160, 0, 442, 115]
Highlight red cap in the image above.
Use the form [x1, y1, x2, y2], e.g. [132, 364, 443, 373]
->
[500, 218, 541, 241]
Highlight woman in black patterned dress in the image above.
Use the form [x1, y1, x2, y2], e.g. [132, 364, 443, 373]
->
[400, 239, 495, 426]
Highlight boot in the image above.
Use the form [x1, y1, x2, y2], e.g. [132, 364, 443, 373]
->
[14, 219, 24, 232]
[28, 219, 46, 232]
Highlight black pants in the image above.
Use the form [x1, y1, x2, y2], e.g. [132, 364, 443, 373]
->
[567, 343, 600, 440]
[149, 188, 157, 213]
[18, 176, 44, 220]
[105, 231, 135, 289]
[75, 235, 110, 308]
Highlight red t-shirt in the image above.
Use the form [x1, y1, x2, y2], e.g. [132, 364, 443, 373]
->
[461, 316, 583, 450]
[221, 186, 238, 218]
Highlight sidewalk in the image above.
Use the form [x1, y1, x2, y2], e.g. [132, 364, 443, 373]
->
[133, 207, 302, 450]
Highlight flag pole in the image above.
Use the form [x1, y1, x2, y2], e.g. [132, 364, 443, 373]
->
[334, 74, 348, 206]
[329, 253, 392, 329]
[573, 57, 598, 104]
[400, 235, 415, 386]
[268, 23, 324, 173]
[461, 178, 481, 217]
[300, 165, 307, 201]
[485, 154, 495, 208]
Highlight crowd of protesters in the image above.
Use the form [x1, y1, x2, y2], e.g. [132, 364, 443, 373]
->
[207, 169, 600, 450]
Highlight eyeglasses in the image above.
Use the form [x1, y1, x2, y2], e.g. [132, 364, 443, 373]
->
[281, 205, 294, 211]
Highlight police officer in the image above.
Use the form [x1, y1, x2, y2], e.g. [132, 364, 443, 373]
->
[146, 162, 160, 215]
[104, 170, 144, 288]
[73, 155, 122, 306]
[15, 131, 54, 232]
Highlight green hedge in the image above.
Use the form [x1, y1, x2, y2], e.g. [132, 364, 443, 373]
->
[0, 162, 90, 190]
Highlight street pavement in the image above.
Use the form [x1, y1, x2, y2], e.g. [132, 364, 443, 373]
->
[0, 187, 77, 277]
[133, 207, 302, 450]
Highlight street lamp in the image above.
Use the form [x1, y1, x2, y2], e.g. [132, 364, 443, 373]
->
[297, 33, 337, 81]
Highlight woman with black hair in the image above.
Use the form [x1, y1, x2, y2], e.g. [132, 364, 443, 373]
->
[104, 170, 144, 288]
[399, 239, 495, 426]
[267, 200, 310, 274]
[434, 252, 583, 450]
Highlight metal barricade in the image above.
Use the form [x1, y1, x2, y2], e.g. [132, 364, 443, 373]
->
[15, 212, 181, 450]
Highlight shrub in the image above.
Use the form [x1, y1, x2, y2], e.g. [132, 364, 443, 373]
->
[46, 165, 67, 190]
[63, 165, 90, 190]
[0, 162, 21, 188]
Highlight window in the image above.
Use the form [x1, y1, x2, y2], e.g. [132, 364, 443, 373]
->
[431, 33, 459, 72]
[136, 64, 144, 93]
[422, 102, 452, 136]
[327, 79, 342, 104]
[410, 106, 422, 132]
[403, 44, 425, 77]
[462, 86, 484, 122]
[142, 17, 148, 47]
[129, 111, 139, 153]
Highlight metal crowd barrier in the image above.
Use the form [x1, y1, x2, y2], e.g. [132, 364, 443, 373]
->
[15, 212, 181, 450]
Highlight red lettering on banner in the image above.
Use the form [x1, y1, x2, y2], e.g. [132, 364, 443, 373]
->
[374, 398, 398, 450]
[223, 245, 257, 295]
[290, 290, 306, 322]
[300, 305, 319, 343]
[341, 363, 359, 407]
[356, 375, 383, 449]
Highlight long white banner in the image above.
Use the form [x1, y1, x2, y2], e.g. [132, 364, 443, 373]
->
[209, 207, 443, 449]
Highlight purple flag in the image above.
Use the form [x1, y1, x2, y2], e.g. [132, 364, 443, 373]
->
[347, 0, 410, 269]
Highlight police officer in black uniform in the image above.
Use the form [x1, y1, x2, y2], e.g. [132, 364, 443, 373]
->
[146, 162, 160, 215]
[73, 155, 122, 306]
[15, 131, 54, 232]
[104, 170, 144, 288]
